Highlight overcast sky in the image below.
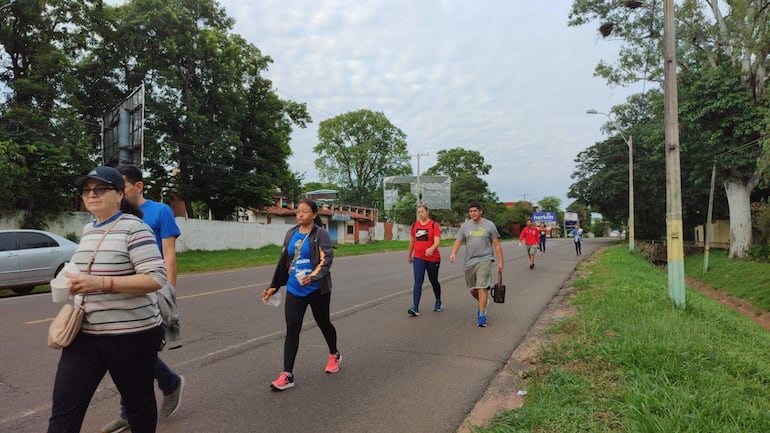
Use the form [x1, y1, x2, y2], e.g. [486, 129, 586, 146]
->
[104, 0, 647, 208]
[216, 0, 650, 208]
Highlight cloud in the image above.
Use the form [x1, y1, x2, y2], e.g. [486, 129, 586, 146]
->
[222, 0, 643, 207]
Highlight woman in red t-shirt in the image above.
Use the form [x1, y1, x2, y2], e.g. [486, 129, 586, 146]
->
[407, 204, 442, 316]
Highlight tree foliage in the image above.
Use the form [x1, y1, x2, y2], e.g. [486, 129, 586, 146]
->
[0, 0, 98, 226]
[424, 147, 498, 225]
[537, 196, 562, 212]
[315, 109, 411, 207]
[0, 0, 309, 223]
[569, 0, 770, 254]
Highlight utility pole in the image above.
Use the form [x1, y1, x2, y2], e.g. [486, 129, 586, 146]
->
[663, 0, 686, 308]
[703, 163, 716, 274]
[627, 135, 635, 252]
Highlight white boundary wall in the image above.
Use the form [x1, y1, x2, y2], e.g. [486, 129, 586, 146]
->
[0, 213, 455, 252]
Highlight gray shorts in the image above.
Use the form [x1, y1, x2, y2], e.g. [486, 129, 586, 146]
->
[464, 260, 493, 290]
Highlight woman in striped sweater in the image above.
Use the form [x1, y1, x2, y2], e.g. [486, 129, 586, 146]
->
[47, 166, 167, 433]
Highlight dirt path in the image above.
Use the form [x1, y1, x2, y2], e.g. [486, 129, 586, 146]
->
[456, 256, 770, 433]
[685, 277, 770, 331]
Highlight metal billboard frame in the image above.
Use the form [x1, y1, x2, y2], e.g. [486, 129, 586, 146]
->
[101, 84, 145, 168]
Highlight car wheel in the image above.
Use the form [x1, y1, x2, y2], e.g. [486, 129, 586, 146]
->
[12, 286, 35, 295]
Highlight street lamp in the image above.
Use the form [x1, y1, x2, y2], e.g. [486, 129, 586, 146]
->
[586, 109, 635, 252]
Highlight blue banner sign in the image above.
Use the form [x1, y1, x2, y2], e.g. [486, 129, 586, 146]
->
[532, 212, 557, 224]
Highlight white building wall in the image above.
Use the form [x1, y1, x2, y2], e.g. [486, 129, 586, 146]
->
[1, 212, 457, 251]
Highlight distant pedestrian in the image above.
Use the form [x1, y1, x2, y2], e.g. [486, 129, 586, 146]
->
[538, 222, 548, 255]
[48, 166, 166, 433]
[449, 202, 504, 327]
[572, 225, 583, 256]
[100, 165, 185, 433]
[407, 204, 442, 316]
[263, 199, 340, 391]
[519, 219, 539, 269]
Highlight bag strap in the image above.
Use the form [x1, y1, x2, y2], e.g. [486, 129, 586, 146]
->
[498, 271, 503, 287]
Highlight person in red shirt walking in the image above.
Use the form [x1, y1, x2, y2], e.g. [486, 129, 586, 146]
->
[519, 219, 540, 269]
[407, 204, 442, 315]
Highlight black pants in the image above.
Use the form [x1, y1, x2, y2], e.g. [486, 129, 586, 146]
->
[48, 326, 163, 433]
[284, 290, 337, 373]
[539, 235, 546, 252]
[575, 240, 582, 255]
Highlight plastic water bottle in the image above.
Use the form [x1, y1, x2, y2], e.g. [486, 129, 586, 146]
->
[266, 290, 283, 307]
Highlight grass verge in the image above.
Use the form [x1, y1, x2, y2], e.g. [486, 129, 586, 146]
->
[475, 246, 770, 433]
[684, 250, 770, 312]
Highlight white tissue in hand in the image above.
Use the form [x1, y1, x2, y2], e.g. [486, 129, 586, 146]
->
[60, 261, 81, 278]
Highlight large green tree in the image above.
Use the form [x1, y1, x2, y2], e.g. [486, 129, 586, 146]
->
[314, 109, 411, 206]
[73, 0, 309, 220]
[570, 92, 668, 239]
[569, 0, 770, 257]
[0, 0, 98, 226]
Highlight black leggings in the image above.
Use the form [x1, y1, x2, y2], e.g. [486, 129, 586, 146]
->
[575, 240, 582, 255]
[283, 290, 337, 373]
[539, 235, 546, 252]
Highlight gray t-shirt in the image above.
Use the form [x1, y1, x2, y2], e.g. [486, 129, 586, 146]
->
[456, 218, 500, 269]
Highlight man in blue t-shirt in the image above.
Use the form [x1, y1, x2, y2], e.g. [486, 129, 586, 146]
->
[100, 165, 184, 433]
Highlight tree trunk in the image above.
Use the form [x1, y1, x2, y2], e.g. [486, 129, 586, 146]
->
[724, 180, 752, 258]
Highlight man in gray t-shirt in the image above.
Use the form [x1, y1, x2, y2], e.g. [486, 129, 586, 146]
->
[449, 202, 504, 327]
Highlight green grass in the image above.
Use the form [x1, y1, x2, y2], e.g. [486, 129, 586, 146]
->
[684, 250, 770, 312]
[475, 246, 770, 433]
[174, 239, 457, 273]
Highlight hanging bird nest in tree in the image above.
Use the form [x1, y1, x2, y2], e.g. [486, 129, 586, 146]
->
[599, 22, 614, 37]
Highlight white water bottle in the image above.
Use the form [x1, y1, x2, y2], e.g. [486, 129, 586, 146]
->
[266, 290, 283, 307]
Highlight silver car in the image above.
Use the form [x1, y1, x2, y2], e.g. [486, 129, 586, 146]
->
[0, 229, 78, 295]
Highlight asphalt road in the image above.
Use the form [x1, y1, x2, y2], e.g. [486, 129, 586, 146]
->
[0, 237, 607, 433]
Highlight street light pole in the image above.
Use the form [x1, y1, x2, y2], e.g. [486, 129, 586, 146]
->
[586, 109, 634, 252]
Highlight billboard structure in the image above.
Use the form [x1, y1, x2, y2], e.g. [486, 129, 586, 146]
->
[564, 211, 579, 236]
[532, 212, 557, 225]
[101, 84, 145, 168]
[383, 175, 451, 210]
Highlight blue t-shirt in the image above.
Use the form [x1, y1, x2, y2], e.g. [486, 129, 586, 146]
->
[140, 199, 181, 256]
[287, 229, 319, 297]
[572, 228, 583, 242]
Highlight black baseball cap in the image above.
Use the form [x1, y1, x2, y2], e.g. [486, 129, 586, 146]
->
[75, 166, 125, 190]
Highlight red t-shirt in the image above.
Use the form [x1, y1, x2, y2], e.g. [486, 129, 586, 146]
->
[411, 219, 441, 262]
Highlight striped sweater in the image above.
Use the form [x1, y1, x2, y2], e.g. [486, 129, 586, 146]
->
[71, 213, 166, 335]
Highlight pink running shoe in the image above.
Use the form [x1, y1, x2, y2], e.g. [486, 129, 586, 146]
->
[270, 372, 294, 391]
[325, 352, 341, 374]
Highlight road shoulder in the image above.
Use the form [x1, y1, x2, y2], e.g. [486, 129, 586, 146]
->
[456, 258, 585, 433]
